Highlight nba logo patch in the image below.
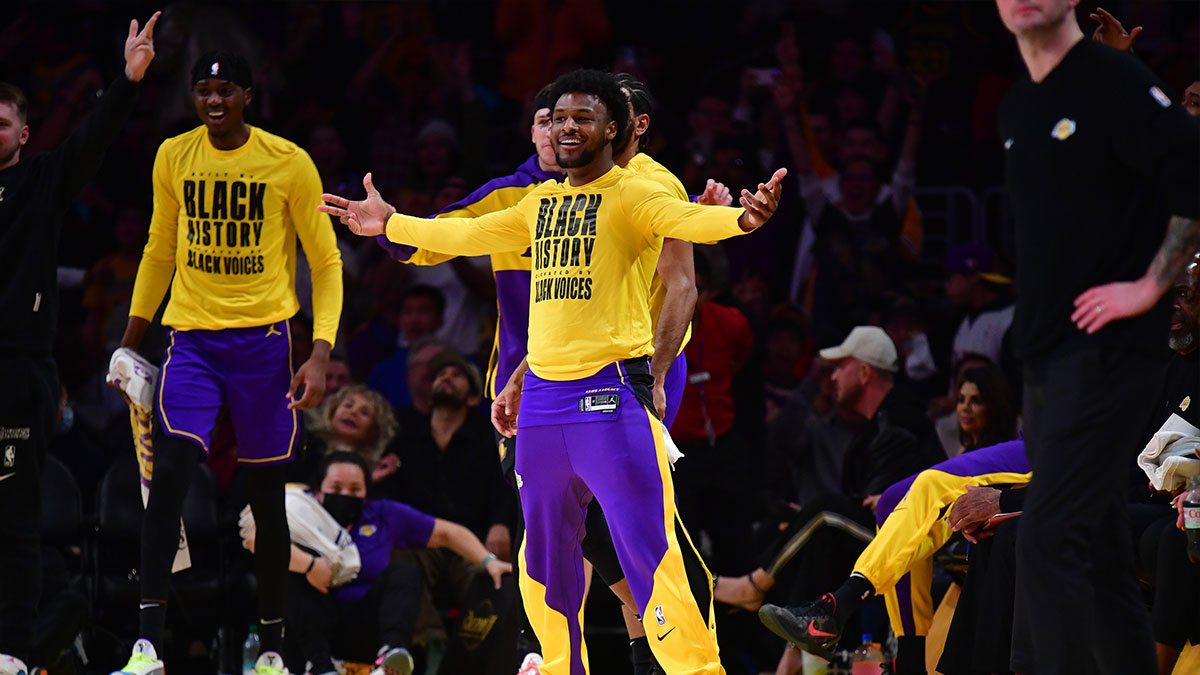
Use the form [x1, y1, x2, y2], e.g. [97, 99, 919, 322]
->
[210, 62, 220, 76]
[1182, 396, 1191, 412]
[359, 524, 376, 537]
[1150, 86, 1171, 108]
[1050, 118, 1076, 141]
[3, 445, 13, 468]
[654, 605, 666, 626]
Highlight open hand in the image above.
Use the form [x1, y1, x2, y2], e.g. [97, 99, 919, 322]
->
[319, 173, 396, 237]
[697, 178, 732, 207]
[737, 168, 788, 232]
[1071, 275, 1161, 334]
[1090, 7, 1142, 52]
[124, 11, 160, 82]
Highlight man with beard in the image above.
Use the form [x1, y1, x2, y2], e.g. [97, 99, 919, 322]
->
[376, 349, 518, 662]
[994, 0, 1200, 671]
[0, 13, 158, 675]
[322, 69, 784, 675]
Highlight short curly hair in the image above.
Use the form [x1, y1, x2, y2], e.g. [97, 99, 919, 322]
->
[308, 384, 398, 465]
[546, 69, 627, 151]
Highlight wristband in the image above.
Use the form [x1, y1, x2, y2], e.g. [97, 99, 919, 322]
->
[480, 552, 498, 570]
[305, 554, 319, 574]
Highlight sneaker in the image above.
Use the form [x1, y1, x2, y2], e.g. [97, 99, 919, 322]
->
[757, 593, 841, 657]
[251, 651, 288, 675]
[515, 653, 542, 675]
[110, 639, 165, 675]
[368, 647, 413, 675]
[0, 654, 29, 675]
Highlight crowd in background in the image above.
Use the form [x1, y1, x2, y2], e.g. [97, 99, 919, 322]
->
[4, 1, 1200, 673]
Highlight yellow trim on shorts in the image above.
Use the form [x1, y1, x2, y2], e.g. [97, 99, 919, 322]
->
[157, 329, 210, 452]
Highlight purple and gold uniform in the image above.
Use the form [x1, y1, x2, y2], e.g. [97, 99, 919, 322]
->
[384, 164, 745, 675]
[129, 125, 343, 463]
[857, 440, 1030, 638]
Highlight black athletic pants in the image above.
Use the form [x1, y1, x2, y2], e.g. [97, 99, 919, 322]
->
[0, 355, 58, 663]
[1014, 347, 1164, 675]
[283, 561, 423, 673]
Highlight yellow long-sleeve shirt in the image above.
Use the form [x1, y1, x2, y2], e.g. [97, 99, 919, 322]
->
[129, 126, 343, 345]
[385, 164, 745, 380]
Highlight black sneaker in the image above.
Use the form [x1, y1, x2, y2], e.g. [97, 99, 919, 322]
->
[757, 593, 841, 656]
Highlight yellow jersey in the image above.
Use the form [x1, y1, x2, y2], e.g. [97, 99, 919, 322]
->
[129, 126, 343, 345]
[385, 164, 745, 380]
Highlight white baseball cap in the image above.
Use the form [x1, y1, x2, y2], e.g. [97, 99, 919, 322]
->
[818, 326, 899, 372]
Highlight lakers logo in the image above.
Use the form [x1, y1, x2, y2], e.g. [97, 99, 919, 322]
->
[1050, 118, 1076, 141]
[1182, 396, 1191, 412]
[358, 524, 376, 537]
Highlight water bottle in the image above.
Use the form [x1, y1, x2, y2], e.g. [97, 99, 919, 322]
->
[1185, 475, 1200, 563]
[851, 633, 884, 674]
[242, 624, 260, 675]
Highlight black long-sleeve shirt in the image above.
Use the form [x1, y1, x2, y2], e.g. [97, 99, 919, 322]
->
[0, 75, 139, 357]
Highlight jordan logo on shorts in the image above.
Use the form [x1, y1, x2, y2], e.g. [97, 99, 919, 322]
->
[265, 325, 282, 337]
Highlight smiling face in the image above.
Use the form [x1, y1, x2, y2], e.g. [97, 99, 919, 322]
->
[192, 78, 251, 138]
[552, 92, 616, 169]
[331, 393, 376, 445]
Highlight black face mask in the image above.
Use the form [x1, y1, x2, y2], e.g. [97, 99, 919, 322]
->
[322, 493, 364, 528]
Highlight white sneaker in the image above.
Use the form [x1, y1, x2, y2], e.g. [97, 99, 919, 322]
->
[0, 654, 29, 675]
[515, 653, 542, 675]
[368, 647, 413, 675]
[250, 651, 288, 675]
[110, 640, 164, 675]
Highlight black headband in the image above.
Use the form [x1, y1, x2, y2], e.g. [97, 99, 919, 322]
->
[191, 51, 252, 89]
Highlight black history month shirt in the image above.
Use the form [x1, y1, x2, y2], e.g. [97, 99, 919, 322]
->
[129, 126, 343, 345]
[385, 164, 746, 380]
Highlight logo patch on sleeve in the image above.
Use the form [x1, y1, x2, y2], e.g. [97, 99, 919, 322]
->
[1182, 396, 1191, 412]
[1150, 86, 1171, 108]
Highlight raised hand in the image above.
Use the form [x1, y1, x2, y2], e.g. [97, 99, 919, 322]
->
[318, 173, 396, 237]
[1090, 7, 1142, 52]
[697, 178, 732, 207]
[737, 167, 788, 232]
[124, 11, 161, 82]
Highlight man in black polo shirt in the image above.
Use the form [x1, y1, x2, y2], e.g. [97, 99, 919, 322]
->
[995, 1, 1200, 673]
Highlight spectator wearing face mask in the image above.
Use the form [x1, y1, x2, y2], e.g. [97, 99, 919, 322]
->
[243, 452, 511, 675]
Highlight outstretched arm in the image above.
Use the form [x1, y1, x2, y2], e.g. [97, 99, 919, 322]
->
[427, 519, 513, 589]
[321, 173, 530, 256]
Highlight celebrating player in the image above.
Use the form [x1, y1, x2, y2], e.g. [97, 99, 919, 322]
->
[112, 50, 343, 675]
[322, 68, 784, 675]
